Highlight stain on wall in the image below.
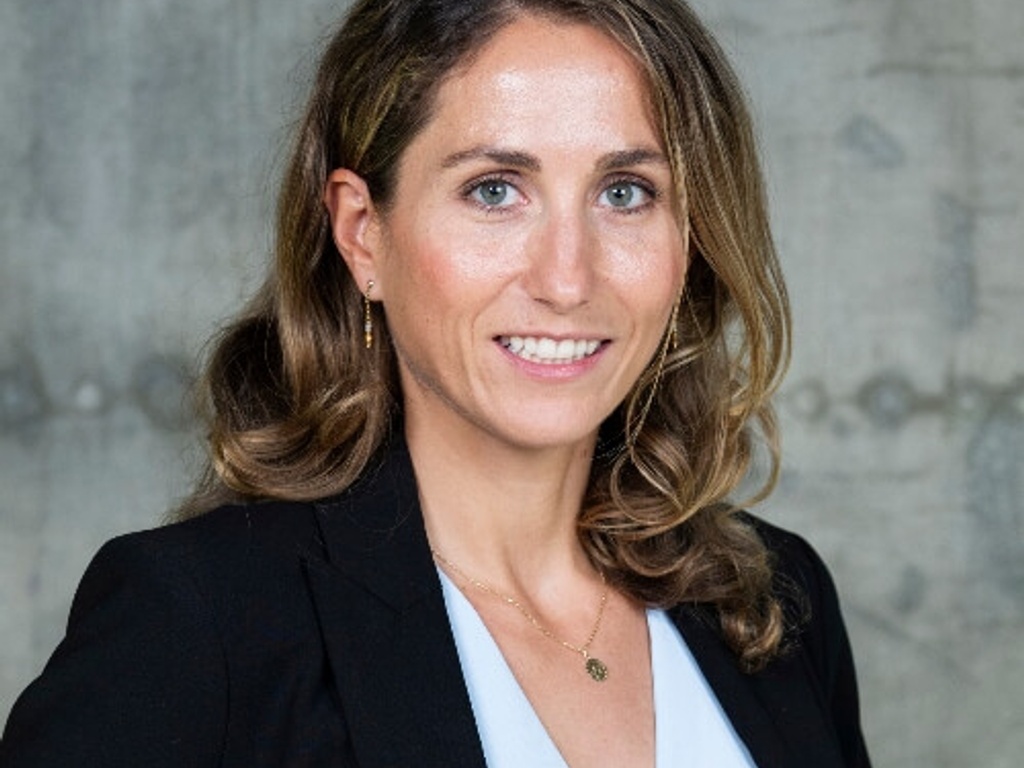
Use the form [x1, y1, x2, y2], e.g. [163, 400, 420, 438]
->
[935, 193, 978, 332]
[783, 374, 1024, 428]
[839, 115, 907, 169]
[965, 403, 1024, 614]
[0, 359, 48, 433]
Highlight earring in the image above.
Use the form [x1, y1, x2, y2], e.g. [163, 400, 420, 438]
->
[626, 292, 683, 450]
[669, 294, 682, 352]
[363, 279, 375, 349]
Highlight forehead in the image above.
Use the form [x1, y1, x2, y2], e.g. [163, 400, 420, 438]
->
[420, 14, 660, 153]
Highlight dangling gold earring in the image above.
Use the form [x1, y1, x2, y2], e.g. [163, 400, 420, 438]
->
[626, 291, 685, 449]
[363, 279, 375, 349]
[669, 293, 682, 352]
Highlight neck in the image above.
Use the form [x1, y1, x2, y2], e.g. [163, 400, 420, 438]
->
[403, 409, 598, 593]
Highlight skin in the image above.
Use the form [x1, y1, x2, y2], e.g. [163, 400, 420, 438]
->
[326, 14, 688, 767]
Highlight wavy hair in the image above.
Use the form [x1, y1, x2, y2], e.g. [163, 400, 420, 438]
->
[179, 0, 791, 671]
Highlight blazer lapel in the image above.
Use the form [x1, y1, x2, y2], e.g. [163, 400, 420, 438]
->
[670, 606, 845, 768]
[303, 440, 486, 768]
[300, 438, 845, 768]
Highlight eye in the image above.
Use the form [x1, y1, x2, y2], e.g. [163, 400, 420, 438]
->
[599, 180, 654, 211]
[467, 178, 523, 209]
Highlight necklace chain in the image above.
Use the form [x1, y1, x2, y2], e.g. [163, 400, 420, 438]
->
[431, 549, 610, 682]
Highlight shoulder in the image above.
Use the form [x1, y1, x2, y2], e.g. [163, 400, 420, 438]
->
[0, 499, 334, 766]
[745, 515, 872, 766]
[89, 498, 325, 593]
[745, 514, 832, 585]
[740, 514, 850, 660]
[113, 496, 325, 561]
[63, 498, 331, 649]
[749, 516, 839, 612]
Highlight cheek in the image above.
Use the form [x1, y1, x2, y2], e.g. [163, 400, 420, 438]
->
[394, 220, 521, 303]
[606, 228, 686, 306]
[383, 218, 452, 306]
[439, 220, 526, 285]
[382, 228, 511, 346]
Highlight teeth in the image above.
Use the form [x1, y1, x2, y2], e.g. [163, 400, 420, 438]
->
[499, 336, 602, 364]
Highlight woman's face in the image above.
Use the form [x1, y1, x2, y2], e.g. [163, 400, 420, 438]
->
[370, 14, 687, 452]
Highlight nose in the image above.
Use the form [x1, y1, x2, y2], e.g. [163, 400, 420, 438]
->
[523, 208, 595, 312]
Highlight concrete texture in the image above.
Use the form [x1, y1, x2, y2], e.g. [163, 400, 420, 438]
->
[1, 0, 1021, 764]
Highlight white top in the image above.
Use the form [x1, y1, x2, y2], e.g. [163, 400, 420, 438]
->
[438, 568, 756, 768]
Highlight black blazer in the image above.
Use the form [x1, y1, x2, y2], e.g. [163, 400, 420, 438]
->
[1, 440, 870, 767]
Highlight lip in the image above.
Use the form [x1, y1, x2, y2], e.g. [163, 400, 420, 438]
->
[499, 334, 604, 362]
[495, 334, 608, 378]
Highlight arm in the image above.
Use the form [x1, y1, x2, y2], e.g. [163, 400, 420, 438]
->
[0, 533, 228, 767]
[781, 532, 872, 768]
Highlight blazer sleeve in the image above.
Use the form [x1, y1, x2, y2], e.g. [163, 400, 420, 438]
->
[0, 533, 229, 767]
[779, 530, 872, 768]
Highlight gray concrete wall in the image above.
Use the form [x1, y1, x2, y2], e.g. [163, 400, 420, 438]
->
[1, 0, 1021, 764]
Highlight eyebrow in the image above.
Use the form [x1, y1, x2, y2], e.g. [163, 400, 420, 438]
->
[595, 148, 668, 172]
[439, 145, 668, 173]
[441, 147, 540, 171]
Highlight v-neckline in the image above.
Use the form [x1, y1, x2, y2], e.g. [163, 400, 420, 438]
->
[438, 566, 571, 767]
[438, 567, 756, 768]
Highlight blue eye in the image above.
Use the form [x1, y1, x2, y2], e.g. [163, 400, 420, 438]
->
[600, 181, 652, 210]
[469, 179, 520, 208]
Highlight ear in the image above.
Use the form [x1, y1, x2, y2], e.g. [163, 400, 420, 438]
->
[324, 168, 384, 296]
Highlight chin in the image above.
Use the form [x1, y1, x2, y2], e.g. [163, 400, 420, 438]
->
[485, 410, 604, 452]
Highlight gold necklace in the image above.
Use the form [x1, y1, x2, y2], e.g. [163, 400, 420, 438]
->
[431, 549, 610, 682]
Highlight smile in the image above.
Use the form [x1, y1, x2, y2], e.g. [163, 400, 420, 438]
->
[498, 335, 603, 364]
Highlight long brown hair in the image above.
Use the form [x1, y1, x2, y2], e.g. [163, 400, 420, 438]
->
[181, 0, 791, 671]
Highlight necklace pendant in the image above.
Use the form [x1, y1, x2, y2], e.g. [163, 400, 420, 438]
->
[585, 657, 609, 682]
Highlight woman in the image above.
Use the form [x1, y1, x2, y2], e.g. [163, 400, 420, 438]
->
[1, 0, 870, 766]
